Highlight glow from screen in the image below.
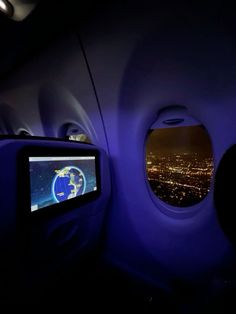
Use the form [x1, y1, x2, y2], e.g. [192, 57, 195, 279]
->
[29, 156, 97, 212]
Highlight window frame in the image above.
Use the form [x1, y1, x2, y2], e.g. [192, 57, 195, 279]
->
[144, 107, 215, 218]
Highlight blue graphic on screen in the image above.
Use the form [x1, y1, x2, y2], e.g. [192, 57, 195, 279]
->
[29, 156, 97, 212]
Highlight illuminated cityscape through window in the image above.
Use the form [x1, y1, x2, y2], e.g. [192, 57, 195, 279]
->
[146, 125, 214, 207]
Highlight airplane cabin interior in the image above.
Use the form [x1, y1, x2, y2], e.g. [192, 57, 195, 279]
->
[1, 0, 236, 310]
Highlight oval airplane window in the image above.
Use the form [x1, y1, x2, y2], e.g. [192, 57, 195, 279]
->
[146, 109, 214, 208]
[60, 123, 92, 144]
[67, 133, 91, 143]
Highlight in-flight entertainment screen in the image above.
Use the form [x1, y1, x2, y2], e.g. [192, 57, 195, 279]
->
[29, 155, 97, 212]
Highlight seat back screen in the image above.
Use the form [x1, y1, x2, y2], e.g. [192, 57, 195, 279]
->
[29, 156, 97, 212]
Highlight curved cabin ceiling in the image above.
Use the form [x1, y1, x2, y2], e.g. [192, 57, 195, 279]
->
[0, 0, 96, 78]
[0, 1, 235, 79]
[0, 0, 39, 21]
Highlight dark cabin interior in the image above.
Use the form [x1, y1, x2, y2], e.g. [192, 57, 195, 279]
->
[1, 0, 236, 310]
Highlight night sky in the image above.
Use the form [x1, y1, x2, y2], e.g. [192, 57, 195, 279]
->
[146, 125, 213, 156]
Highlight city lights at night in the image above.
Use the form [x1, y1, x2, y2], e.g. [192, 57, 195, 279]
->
[146, 125, 214, 207]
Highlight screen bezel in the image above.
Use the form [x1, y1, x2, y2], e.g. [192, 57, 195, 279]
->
[18, 145, 101, 218]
